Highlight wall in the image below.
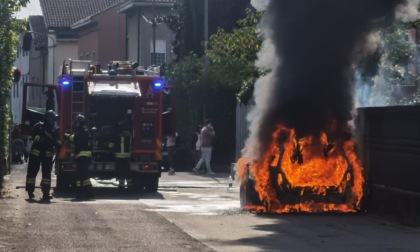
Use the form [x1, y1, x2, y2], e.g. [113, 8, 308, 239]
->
[235, 102, 252, 160]
[126, 12, 138, 63]
[78, 26, 99, 62]
[126, 6, 176, 67]
[77, 4, 127, 67]
[357, 106, 420, 226]
[49, 39, 78, 84]
[12, 34, 45, 125]
[97, 5, 126, 65]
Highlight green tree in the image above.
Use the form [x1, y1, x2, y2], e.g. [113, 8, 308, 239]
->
[205, 9, 263, 104]
[0, 0, 28, 184]
[163, 0, 251, 58]
[165, 9, 262, 163]
[166, 53, 205, 138]
[381, 22, 418, 84]
[377, 21, 420, 105]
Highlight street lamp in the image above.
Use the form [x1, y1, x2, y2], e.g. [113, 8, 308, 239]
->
[204, 0, 209, 73]
[28, 31, 56, 84]
[143, 0, 161, 66]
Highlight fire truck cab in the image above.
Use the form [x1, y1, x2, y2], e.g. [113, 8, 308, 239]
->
[52, 59, 174, 191]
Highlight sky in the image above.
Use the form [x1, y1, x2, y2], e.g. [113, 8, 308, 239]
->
[15, 0, 42, 19]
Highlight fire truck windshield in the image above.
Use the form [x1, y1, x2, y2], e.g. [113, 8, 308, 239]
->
[87, 81, 141, 97]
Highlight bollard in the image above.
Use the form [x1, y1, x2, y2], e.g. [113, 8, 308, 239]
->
[230, 163, 237, 180]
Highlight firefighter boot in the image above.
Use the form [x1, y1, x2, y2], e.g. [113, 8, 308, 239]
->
[75, 187, 84, 201]
[83, 185, 95, 200]
[41, 194, 52, 202]
[41, 181, 52, 202]
[28, 191, 35, 200]
[118, 179, 125, 191]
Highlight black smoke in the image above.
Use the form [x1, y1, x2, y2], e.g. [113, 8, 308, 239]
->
[255, 0, 407, 147]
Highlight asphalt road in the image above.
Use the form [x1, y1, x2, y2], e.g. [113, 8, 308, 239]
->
[1, 164, 420, 252]
[0, 164, 214, 252]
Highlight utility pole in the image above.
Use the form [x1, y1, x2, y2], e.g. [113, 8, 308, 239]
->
[203, 0, 209, 122]
[203, 0, 209, 73]
[152, 0, 156, 65]
[204, 0, 208, 44]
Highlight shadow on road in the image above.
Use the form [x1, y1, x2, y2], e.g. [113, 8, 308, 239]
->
[213, 212, 420, 252]
[25, 198, 57, 204]
[52, 187, 165, 201]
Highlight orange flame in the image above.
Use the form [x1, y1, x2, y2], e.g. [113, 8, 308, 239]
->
[239, 124, 364, 213]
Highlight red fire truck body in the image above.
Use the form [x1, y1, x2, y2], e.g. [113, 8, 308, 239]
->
[54, 59, 173, 191]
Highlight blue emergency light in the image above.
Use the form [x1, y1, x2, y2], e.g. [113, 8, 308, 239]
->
[154, 82, 162, 88]
[59, 76, 71, 87]
[153, 81, 163, 92]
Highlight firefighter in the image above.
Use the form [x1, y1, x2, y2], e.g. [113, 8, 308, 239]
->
[45, 88, 55, 111]
[25, 110, 60, 201]
[65, 114, 94, 200]
[114, 117, 133, 190]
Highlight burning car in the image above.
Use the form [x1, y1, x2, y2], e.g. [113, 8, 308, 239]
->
[238, 124, 364, 213]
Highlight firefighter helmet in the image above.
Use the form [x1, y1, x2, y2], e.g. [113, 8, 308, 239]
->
[44, 110, 58, 126]
[73, 114, 86, 129]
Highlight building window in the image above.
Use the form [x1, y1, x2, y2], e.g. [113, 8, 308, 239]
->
[91, 51, 96, 61]
[150, 39, 166, 66]
[79, 54, 83, 60]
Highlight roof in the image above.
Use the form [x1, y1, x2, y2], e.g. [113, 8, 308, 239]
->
[72, 0, 174, 29]
[119, 0, 174, 13]
[40, 0, 122, 28]
[27, 16, 48, 50]
[124, 0, 175, 3]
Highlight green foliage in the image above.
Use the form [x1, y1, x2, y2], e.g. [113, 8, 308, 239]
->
[206, 9, 263, 104]
[0, 0, 29, 180]
[165, 53, 205, 138]
[162, 0, 251, 58]
[380, 22, 419, 85]
[165, 53, 239, 163]
[165, 8, 261, 162]
[376, 20, 420, 106]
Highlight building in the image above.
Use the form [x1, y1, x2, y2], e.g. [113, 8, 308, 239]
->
[71, 3, 127, 68]
[12, 16, 49, 124]
[12, 0, 175, 125]
[119, 0, 176, 67]
[40, 0, 122, 84]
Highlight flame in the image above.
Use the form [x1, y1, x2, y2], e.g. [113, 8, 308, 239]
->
[239, 124, 364, 213]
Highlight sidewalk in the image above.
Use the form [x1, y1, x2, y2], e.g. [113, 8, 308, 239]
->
[159, 171, 235, 189]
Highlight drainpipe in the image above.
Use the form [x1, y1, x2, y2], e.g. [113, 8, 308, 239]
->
[137, 12, 140, 64]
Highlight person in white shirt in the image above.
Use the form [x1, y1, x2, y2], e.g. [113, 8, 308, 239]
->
[167, 132, 177, 175]
[191, 125, 202, 164]
[193, 119, 216, 175]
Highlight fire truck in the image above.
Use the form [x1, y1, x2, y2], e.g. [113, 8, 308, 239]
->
[21, 59, 174, 192]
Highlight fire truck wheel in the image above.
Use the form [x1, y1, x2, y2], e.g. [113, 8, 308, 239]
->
[132, 179, 144, 192]
[144, 176, 159, 192]
[56, 173, 72, 191]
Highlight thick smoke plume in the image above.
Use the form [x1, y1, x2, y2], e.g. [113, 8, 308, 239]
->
[244, 0, 419, 160]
